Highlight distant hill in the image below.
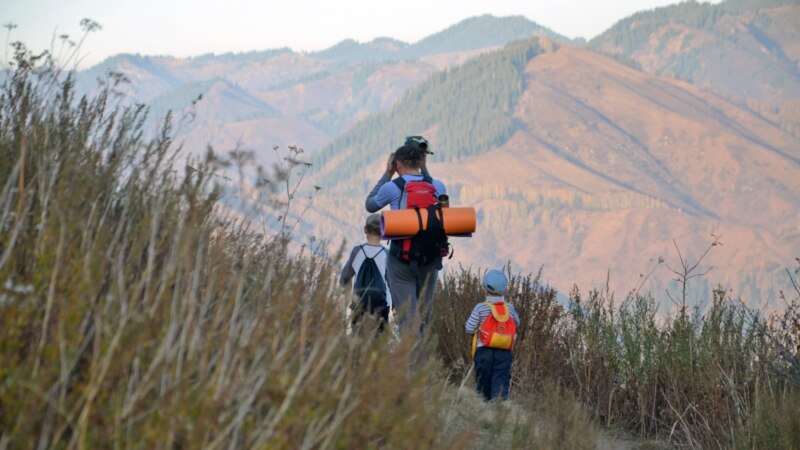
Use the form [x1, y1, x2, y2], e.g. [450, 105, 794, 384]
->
[406, 14, 569, 57]
[590, 0, 800, 137]
[187, 48, 292, 63]
[76, 15, 564, 163]
[312, 38, 409, 63]
[76, 53, 183, 102]
[146, 78, 279, 124]
[312, 15, 571, 62]
[305, 37, 800, 309]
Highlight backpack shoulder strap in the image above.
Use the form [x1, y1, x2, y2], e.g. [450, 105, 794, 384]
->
[392, 177, 407, 210]
[361, 245, 384, 260]
[393, 174, 432, 190]
[485, 301, 510, 322]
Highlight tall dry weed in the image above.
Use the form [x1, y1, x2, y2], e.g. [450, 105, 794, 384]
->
[4, 32, 798, 450]
[0, 45, 476, 449]
[431, 249, 799, 449]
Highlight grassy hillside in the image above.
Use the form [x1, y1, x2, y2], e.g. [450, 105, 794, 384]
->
[434, 265, 800, 449]
[2, 43, 799, 450]
[0, 43, 598, 449]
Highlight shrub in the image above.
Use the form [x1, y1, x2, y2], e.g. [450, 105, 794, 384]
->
[431, 255, 800, 449]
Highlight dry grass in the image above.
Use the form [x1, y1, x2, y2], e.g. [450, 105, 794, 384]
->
[0, 44, 599, 449]
[432, 258, 800, 449]
[3, 41, 798, 450]
[440, 384, 597, 450]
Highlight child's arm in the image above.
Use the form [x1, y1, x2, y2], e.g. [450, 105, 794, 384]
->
[339, 247, 359, 286]
[465, 304, 486, 334]
[510, 304, 521, 326]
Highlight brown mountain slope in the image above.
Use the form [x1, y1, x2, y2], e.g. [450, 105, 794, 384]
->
[590, 1, 800, 137]
[305, 42, 800, 309]
[511, 43, 799, 226]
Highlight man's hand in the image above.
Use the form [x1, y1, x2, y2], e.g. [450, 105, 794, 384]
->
[385, 152, 396, 177]
[420, 152, 427, 173]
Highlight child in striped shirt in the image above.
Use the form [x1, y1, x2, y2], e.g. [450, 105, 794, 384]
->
[465, 269, 520, 401]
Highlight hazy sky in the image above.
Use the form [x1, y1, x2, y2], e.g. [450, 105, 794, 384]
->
[2, 0, 721, 67]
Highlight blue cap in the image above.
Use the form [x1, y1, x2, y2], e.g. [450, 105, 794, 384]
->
[483, 269, 508, 295]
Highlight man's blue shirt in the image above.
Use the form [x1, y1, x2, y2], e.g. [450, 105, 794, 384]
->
[365, 173, 446, 212]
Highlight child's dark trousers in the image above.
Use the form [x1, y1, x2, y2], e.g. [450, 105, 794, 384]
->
[474, 347, 513, 401]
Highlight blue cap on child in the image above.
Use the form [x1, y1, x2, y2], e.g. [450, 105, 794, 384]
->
[483, 269, 508, 295]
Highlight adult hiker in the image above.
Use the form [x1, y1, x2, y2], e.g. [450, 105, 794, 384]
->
[339, 213, 391, 332]
[365, 136, 447, 327]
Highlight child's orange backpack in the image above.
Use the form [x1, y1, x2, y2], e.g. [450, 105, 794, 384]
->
[472, 301, 516, 358]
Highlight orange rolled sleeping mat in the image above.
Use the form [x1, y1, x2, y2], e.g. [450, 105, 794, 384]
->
[381, 207, 476, 239]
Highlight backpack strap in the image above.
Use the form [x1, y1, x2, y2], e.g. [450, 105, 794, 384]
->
[392, 174, 435, 208]
[393, 173, 432, 186]
[392, 177, 407, 210]
[485, 301, 510, 322]
[360, 245, 384, 260]
[390, 174, 437, 262]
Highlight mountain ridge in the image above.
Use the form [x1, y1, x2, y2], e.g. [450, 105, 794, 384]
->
[303, 38, 799, 308]
[590, 0, 800, 139]
[69, 4, 800, 309]
[76, 15, 568, 166]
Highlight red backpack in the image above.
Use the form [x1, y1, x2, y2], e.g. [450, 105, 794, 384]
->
[478, 301, 516, 350]
[391, 175, 450, 265]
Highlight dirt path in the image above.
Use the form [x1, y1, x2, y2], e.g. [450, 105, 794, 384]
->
[596, 430, 670, 450]
[596, 433, 637, 450]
